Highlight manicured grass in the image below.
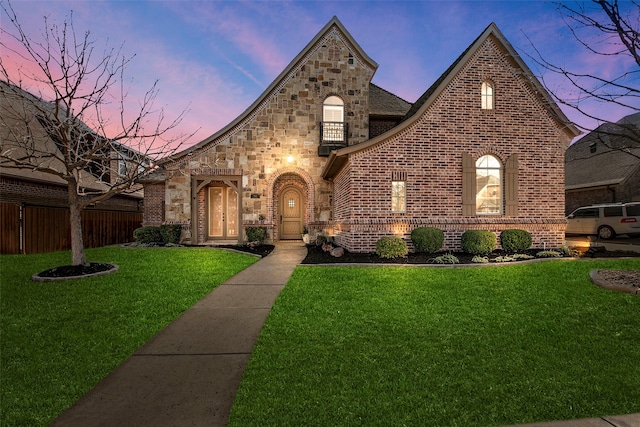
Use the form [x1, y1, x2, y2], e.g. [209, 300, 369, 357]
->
[230, 259, 640, 427]
[1, 246, 257, 427]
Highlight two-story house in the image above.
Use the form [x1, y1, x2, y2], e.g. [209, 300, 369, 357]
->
[141, 17, 578, 252]
[0, 81, 144, 254]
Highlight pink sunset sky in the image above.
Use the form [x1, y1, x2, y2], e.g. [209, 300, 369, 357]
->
[2, 0, 638, 154]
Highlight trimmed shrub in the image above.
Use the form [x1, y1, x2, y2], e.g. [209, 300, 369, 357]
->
[375, 236, 408, 259]
[512, 253, 534, 260]
[536, 250, 562, 258]
[245, 226, 267, 243]
[160, 224, 182, 245]
[500, 229, 532, 253]
[433, 254, 459, 264]
[461, 230, 496, 255]
[410, 227, 444, 254]
[133, 226, 162, 244]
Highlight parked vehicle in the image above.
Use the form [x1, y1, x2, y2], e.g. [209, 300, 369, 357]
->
[566, 202, 640, 239]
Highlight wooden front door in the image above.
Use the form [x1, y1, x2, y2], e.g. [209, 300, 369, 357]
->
[208, 186, 238, 240]
[279, 187, 303, 240]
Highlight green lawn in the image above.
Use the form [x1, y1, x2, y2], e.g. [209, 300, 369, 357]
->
[0, 246, 258, 427]
[230, 259, 640, 427]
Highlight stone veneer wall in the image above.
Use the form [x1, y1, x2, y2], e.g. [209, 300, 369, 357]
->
[332, 35, 573, 253]
[158, 27, 376, 240]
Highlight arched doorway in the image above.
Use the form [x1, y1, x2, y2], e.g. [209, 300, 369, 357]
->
[279, 186, 304, 240]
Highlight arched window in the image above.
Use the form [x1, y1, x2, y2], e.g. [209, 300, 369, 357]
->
[475, 154, 501, 214]
[322, 96, 344, 142]
[481, 81, 494, 110]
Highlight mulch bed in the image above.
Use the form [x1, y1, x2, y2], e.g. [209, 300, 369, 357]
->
[36, 262, 116, 278]
[301, 244, 640, 265]
[32, 262, 119, 281]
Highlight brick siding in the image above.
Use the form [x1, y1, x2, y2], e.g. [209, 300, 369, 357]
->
[1, 176, 141, 211]
[146, 25, 572, 252]
[331, 35, 572, 252]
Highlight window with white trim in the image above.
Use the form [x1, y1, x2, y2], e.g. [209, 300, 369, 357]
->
[481, 81, 494, 110]
[118, 154, 128, 176]
[475, 154, 502, 214]
[391, 171, 407, 213]
[322, 96, 344, 142]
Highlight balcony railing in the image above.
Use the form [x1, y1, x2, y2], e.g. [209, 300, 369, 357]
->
[318, 121, 348, 156]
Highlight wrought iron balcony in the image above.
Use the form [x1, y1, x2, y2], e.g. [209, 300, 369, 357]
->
[318, 121, 348, 156]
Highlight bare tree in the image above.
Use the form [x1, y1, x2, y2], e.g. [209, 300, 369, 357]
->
[0, 2, 190, 266]
[526, 0, 640, 158]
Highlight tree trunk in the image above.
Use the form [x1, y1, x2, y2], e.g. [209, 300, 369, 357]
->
[68, 180, 88, 266]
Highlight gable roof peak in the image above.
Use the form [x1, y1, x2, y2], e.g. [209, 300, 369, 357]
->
[163, 15, 377, 164]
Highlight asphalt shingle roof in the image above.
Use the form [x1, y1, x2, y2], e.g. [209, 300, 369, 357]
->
[565, 112, 640, 190]
[368, 83, 412, 117]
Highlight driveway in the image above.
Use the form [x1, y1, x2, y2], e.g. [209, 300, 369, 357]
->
[565, 234, 640, 253]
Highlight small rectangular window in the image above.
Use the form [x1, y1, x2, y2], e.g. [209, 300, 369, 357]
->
[118, 157, 127, 176]
[481, 81, 494, 110]
[392, 181, 406, 213]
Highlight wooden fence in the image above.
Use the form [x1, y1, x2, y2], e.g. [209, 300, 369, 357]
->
[1, 203, 143, 254]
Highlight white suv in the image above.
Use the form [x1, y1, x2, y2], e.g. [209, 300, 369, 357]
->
[566, 202, 640, 239]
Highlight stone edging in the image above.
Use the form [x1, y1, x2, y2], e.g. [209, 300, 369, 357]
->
[590, 270, 640, 295]
[31, 264, 119, 282]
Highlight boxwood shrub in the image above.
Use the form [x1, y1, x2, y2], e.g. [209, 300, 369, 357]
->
[410, 227, 444, 254]
[133, 226, 163, 244]
[160, 224, 182, 245]
[375, 236, 408, 259]
[500, 229, 532, 253]
[245, 226, 267, 243]
[461, 230, 496, 255]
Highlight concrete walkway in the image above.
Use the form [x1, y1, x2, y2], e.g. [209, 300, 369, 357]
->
[51, 241, 639, 427]
[51, 241, 307, 427]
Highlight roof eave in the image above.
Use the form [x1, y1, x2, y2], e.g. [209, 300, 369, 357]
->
[565, 179, 623, 190]
[321, 150, 347, 180]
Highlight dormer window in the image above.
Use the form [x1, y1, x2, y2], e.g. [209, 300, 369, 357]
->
[481, 81, 494, 110]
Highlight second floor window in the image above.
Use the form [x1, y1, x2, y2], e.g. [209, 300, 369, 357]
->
[322, 96, 344, 142]
[481, 81, 494, 110]
[118, 155, 128, 176]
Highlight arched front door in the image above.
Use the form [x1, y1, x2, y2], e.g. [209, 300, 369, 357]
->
[279, 187, 304, 240]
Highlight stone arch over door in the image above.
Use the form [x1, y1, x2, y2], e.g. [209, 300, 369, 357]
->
[270, 170, 313, 241]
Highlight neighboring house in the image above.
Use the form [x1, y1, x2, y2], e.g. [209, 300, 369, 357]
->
[565, 112, 640, 214]
[142, 17, 578, 253]
[0, 82, 144, 254]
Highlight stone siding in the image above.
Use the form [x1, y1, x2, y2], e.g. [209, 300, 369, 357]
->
[158, 27, 375, 241]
